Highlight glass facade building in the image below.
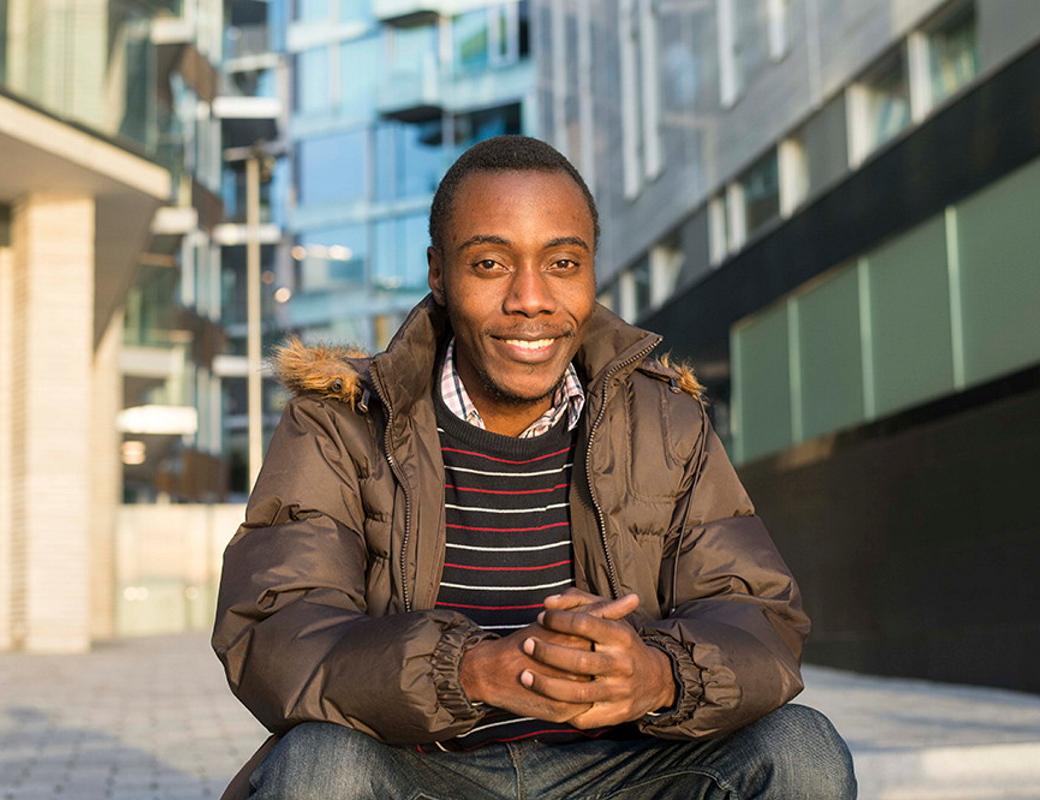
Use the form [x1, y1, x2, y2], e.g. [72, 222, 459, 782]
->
[536, 0, 1040, 693]
[282, 0, 533, 349]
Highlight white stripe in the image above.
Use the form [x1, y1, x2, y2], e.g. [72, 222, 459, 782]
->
[446, 541, 571, 552]
[456, 716, 538, 738]
[434, 740, 449, 751]
[480, 623, 529, 630]
[445, 502, 570, 514]
[444, 463, 573, 478]
[439, 578, 573, 592]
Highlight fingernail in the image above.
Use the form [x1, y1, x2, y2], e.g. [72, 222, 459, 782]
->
[545, 594, 560, 601]
[520, 670, 533, 687]
[523, 637, 535, 655]
[537, 611, 545, 625]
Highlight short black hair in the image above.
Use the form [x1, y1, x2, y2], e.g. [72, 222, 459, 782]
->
[428, 135, 600, 254]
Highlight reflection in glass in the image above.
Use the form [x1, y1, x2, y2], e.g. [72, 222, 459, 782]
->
[341, 35, 382, 118]
[741, 150, 780, 237]
[929, 7, 978, 105]
[297, 46, 331, 112]
[863, 51, 910, 153]
[454, 10, 490, 74]
[297, 224, 368, 291]
[296, 128, 369, 206]
[297, 0, 330, 22]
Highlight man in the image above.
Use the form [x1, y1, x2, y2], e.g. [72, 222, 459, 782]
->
[212, 136, 856, 799]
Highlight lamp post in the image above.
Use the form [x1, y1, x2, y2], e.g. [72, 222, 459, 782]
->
[245, 149, 268, 492]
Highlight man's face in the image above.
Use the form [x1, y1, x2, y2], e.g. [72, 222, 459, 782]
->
[428, 169, 596, 414]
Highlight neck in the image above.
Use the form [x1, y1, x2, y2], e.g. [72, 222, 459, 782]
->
[477, 397, 554, 437]
[455, 357, 554, 437]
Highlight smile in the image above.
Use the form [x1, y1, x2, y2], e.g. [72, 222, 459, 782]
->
[503, 338, 557, 350]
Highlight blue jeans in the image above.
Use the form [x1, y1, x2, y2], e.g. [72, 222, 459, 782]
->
[249, 704, 856, 799]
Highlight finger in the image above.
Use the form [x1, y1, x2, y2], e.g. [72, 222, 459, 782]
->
[537, 608, 637, 646]
[542, 588, 602, 610]
[521, 668, 616, 704]
[543, 592, 639, 620]
[587, 593, 640, 620]
[523, 636, 612, 677]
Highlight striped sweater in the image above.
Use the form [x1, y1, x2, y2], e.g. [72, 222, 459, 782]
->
[432, 390, 604, 750]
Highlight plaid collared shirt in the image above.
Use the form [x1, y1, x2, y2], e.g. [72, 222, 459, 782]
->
[438, 337, 585, 438]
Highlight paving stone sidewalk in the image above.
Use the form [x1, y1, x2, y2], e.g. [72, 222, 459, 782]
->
[1, 633, 1039, 799]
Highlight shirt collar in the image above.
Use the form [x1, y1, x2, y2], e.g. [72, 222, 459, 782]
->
[438, 337, 585, 438]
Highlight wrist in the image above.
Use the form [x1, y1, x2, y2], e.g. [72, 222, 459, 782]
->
[460, 639, 491, 705]
[649, 644, 677, 711]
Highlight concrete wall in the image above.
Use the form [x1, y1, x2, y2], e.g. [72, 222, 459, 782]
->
[115, 503, 245, 637]
[740, 376, 1040, 693]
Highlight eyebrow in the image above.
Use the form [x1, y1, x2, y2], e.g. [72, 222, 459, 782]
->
[455, 234, 591, 254]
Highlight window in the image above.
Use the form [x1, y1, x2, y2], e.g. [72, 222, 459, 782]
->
[453, 103, 522, 148]
[375, 120, 444, 202]
[718, 0, 771, 105]
[296, 47, 331, 112]
[295, 0, 329, 23]
[340, 35, 381, 118]
[296, 224, 368, 291]
[453, 10, 489, 74]
[848, 48, 911, 165]
[927, 4, 978, 106]
[374, 213, 429, 290]
[734, 0, 770, 90]
[295, 129, 368, 206]
[739, 150, 780, 240]
[339, 0, 372, 23]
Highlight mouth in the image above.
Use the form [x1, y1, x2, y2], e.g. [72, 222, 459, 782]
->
[490, 333, 568, 363]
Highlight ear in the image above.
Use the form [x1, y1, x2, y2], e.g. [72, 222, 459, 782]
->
[427, 246, 446, 306]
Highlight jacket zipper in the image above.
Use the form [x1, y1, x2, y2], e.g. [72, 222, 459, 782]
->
[584, 335, 661, 599]
[371, 366, 414, 613]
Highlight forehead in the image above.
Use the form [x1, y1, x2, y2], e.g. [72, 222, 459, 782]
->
[447, 169, 593, 244]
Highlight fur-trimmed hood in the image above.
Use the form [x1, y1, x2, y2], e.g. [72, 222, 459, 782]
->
[271, 338, 369, 409]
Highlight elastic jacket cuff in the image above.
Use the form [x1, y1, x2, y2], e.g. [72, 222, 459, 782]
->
[431, 617, 498, 723]
[636, 629, 703, 732]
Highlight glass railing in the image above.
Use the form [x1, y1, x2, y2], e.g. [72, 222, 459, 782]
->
[1, 0, 168, 159]
[224, 23, 271, 61]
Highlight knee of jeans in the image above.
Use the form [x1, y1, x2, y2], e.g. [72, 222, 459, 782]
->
[250, 723, 389, 799]
[750, 704, 857, 799]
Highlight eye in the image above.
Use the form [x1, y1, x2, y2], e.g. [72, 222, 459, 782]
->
[550, 259, 578, 271]
[473, 259, 506, 273]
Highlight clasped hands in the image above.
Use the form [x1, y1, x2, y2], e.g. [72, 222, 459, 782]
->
[459, 588, 676, 728]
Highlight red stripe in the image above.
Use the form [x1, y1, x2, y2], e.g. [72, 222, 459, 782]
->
[443, 559, 572, 572]
[436, 601, 545, 611]
[441, 446, 572, 464]
[486, 727, 610, 744]
[445, 521, 569, 533]
[445, 482, 569, 496]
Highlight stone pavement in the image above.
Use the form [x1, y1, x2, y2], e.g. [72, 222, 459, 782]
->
[1, 633, 1039, 799]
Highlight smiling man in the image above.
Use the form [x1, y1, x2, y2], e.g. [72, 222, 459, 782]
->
[213, 137, 856, 799]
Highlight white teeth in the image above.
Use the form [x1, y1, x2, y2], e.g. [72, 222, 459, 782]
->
[505, 338, 555, 350]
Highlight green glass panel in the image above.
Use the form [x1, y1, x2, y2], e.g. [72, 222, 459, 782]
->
[956, 157, 1040, 385]
[798, 266, 864, 440]
[868, 216, 955, 416]
[734, 303, 792, 463]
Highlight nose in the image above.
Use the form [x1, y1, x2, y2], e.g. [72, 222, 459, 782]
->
[503, 265, 557, 317]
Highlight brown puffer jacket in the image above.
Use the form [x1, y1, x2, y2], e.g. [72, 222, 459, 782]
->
[212, 296, 810, 798]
